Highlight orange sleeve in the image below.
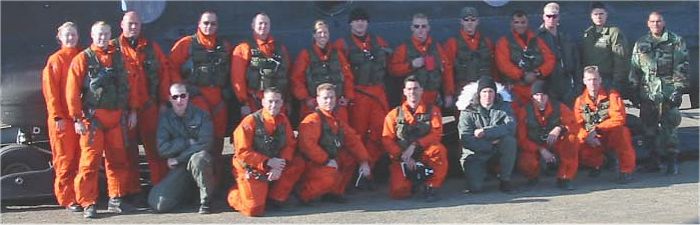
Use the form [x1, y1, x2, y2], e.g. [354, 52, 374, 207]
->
[376, 36, 390, 48]
[298, 114, 330, 165]
[278, 115, 297, 161]
[169, 36, 192, 84]
[340, 121, 369, 162]
[381, 108, 403, 159]
[151, 42, 173, 105]
[559, 104, 580, 136]
[515, 107, 541, 154]
[233, 115, 270, 172]
[495, 37, 524, 81]
[66, 52, 88, 120]
[596, 91, 627, 131]
[290, 49, 311, 100]
[536, 37, 556, 77]
[338, 50, 355, 100]
[443, 38, 458, 65]
[42, 53, 63, 121]
[231, 42, 251, 103]
[415, 106, 443, 148]
[123, 50, 142, 111]
[388, 44, 412, 77]
[573, 95, 588, 142]
[333, 39, 348, 57]
[438, 44, 455, 96]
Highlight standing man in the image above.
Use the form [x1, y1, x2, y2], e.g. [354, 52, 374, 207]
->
[116, 11, 171, 199]
[629, 11, 689, 175]
[536, 2, 582, 106]
[227, 87, 306, 217]
[148, 83, 217, 214]
[170, 10, 231, 158]
[574, 66, 636, 183]
[457, 76, 518, 194]
[66, 21, 132, 218]
[495, 10, 555, 105]
[232, 12, 291, 114]
[581, 2, 630, 92]
[297, 83, 371, 204]
[389, 13, 454, 107]
[291, 20, 354, 123]
[334, 7, 391, 181]
[42, 21, 82, 212]
[443, 6, 495, 90]
[382, 76, 448, 202]
[516, 81, 580, 190]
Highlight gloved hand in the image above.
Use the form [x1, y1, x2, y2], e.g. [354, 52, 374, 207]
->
[670, 91, 682, 107]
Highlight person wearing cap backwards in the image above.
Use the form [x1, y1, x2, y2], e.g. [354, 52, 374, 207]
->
[389, 13, 454, 107]
[535, 2, 582, 106]
[495, 9, 555, 106]
[291, 20, 354, 123]
[443, 6, 495, 92]
[581, 1, 630, 93]
[333, 8, 391, 182]
[515, 81, 580, 190]
[574, 65, 636, 184]
[457, 76, 518, 194]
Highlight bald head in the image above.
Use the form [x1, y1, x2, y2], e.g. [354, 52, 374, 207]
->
[121, 11, 142, 38]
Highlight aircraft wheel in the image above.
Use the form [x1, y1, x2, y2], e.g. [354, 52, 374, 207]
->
[1, 144, 49, 175]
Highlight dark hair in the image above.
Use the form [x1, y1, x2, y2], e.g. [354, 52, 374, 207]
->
[404, 75, 422, 88]
[590, 1, 606, 11]
[263, 87, 282, 96]
[512, 9, 527, 18]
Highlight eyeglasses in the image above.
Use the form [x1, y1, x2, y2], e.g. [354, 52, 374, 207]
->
[462, 18, 477, 22]
[202, 21, 217, 26]
[171, 93, 188, 100]
[412, 24, 428, 29]
[545, 14, 559, 19]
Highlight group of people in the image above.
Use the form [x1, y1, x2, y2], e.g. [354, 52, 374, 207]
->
[41, 1, 688, 219]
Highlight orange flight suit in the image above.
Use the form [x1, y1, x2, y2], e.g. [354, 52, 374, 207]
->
[290, 43, 354, 123]
[66, 44, 131, 207]
[42, 46, 81, 207]
[170, 30, 231, 157]
[231, 35, 291, 113]
[116, 35, 171, 193]
[442, 30, 497, 86]
[574, 88, 636, 173]
[382, 102, 448, 199]
[516, 101, 580, 180]
[334, 35, 390, 171]
[388, 36, 454, 106]
[227, 109, 305, 217]
[495, 30, 555, 104]
[296, 109, 369, 202]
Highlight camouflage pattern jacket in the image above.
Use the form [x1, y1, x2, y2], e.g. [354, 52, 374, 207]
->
[629, 29, 689, 102]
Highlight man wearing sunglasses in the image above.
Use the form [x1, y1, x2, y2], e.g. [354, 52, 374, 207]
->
[149, 83, 217, 214]
[581, 2, 630, 93]
[170, 10, 232, 164]
[389, 13, 454, 108]
[443, 7, 495, 94]
[536, 2, 582, 107]
[495, 9, 555, 106]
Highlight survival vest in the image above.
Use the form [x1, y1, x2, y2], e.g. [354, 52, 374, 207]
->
[251, 110, 286, 157]
[347, 35, 387, 86]
[507, 33, 544, 76]
[82, 48, 129, 110]
[246, 40, 288, 92]
[405, 40, 442, 91]
[395, 106, 433, 151]
[306, 47, 344, 97]
[113, 38, 161, 102]
[581, 98, 610, 132]
[182, 34, 229, 87]
[524, 102, 562, 144]
[454, 33, 492, 85]
[316, 109, 344, 160]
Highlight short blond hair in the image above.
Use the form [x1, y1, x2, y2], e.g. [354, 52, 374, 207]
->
[316, 83, 336, 95]
[543, 2, 560, 14]
[91, 21, 111, 33]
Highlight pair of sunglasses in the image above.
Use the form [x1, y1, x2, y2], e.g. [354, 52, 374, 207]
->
[412, 24, 428, 29]
[545, 14, 559, 19]
[171, 93, 188, 100]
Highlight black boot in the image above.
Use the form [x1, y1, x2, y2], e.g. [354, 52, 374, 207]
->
[107, 197, 134, 214]
[666, 153, 680, 175]
[588, 167, 602, 177]
[499, 180, 517, 194]
[556, 178, 575, 191]
[423, 186, 439, 202]
[67, 203, 83, 212]
[618, 173, 633, 184]
[83, 204, 97, 219]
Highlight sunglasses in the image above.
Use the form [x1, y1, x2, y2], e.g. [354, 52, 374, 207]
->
[545, 14, 559, 19]
[412, 24, 428, 29]
[462, 18, 477, 22]
[202, 21, 217, 26]
[171, 93, 188, 100]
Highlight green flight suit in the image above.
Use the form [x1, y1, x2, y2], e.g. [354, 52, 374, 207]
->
[581, 25, 630, 91]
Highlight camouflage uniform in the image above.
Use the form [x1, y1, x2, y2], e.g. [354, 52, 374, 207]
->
[581, 25, 630, 92]
[148, 104, 217, 212]
[537, 25, 582, 106]
[629, 29, 689, 172]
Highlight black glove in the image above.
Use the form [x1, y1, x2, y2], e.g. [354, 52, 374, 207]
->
[670, 91, 682, 107]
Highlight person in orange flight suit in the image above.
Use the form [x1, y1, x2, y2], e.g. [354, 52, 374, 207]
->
[382, 76, 448, 202]
[495, 10, 555, 106]
[515, 81, 580, 190]
[574, 66, 636, 184]
[227, 87, 306, 217]
[116, 12, 171, 200]
[66, 21, 134, 218]
[296, 83, 371, 204]
[231, 12, 291, 116]
[389, 13, 454, 107]
[42, 21, 82, 212]
[170, 11, 231, 160]
[291, 20, 354, 123]
[442, 6, 496, 89]
[333, 8, 391, 181]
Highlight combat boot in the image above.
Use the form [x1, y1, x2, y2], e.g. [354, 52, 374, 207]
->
[499, 180, 518, 194]
[618, 173, 633, 184]
[423, 185, 439, 202]
[588, 167, 602, 177]
[666, 153, 679, 175]
[556, 178, 575, 191]
[83, 204, 97, 219]
[67, 203, 83, 212]
[107, 197, 134, 214]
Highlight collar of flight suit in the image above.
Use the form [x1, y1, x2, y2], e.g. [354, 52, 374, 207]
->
[195, 29, 217, 49]
[410, 35, 434, 55]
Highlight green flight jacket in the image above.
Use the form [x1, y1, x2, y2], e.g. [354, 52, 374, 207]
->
[157, 104, 214, 164]
[581, 25, 630, 89]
